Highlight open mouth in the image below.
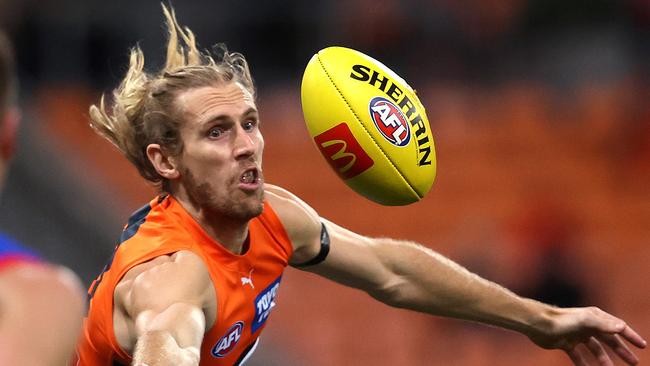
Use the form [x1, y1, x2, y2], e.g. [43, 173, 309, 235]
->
[240, 168, 260, 185]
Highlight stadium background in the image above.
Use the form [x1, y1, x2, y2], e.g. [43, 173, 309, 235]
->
[0, 0, 648, 364]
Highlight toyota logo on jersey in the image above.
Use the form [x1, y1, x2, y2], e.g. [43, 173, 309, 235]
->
[252, 276, 282, 333]
[369, 96, 411, 147]
[211, 321, 244, 358]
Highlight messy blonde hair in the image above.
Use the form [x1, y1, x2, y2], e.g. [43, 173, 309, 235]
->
[90, 4, 255, 189]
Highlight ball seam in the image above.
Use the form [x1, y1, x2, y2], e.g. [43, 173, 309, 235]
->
[316, 54, 420, 199]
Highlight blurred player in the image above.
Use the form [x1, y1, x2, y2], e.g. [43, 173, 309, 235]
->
[0, 31, 85, 365]
[76, 5, 646, 366]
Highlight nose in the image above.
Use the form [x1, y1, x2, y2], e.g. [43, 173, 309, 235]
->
[233, 127, 257, 159]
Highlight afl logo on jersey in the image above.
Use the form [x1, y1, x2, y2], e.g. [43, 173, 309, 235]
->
[211, 321, 244, 358]
[369, 96, 411, 147]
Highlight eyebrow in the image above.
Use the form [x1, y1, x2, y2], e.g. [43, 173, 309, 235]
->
[243, 107, 259, 117]
[200, 107, 259, 126]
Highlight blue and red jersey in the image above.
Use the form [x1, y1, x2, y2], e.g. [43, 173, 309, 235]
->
[0, 233, 40, 270]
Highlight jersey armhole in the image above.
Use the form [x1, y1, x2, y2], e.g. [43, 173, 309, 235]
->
[258, 202, 294, 261]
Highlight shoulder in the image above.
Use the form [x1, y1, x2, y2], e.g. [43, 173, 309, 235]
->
[265, 184, 313, 211]
[116, 250, 212, 316]
[112, 251, 212, 356]
[0, 263, 85, 365]
[265, 185, 321, 237]
[0, 234, 80, 303]
[0, 262, 85, 321]
[264, 184, 322, 261]
[0, 261, 83, 298]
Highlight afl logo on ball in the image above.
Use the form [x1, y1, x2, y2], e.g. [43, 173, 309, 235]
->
[211, 321, 244, 358]
[369, 96, 411, 147]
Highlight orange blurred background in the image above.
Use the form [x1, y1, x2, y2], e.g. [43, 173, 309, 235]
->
[1, 0, 648, 365]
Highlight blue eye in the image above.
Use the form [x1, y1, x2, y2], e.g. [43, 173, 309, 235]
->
[243, 120, 255, 131]
[208, 127, 223, 138]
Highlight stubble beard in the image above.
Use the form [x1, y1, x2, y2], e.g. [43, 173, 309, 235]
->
[182, 168, 264, 223]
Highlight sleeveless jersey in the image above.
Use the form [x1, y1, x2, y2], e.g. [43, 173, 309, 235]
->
[75, 194, 293, 365]
[0, 233, 40, 270]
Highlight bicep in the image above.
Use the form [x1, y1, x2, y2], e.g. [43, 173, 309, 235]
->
[265, 186, 398, 292]
[302, 220, 397, 295]
[120, 251, 212, 364]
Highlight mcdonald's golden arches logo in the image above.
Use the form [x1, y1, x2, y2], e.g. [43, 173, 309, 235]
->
[314, 123, 374, 180]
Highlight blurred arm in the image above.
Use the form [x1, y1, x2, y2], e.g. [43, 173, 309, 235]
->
[0, 262, 85, 366]
[117, 251, 212, 366]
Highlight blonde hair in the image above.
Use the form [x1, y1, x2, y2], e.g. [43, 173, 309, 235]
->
[90, 4, 255, 189]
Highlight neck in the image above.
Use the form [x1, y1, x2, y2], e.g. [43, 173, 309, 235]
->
[171, 190, 250, 255]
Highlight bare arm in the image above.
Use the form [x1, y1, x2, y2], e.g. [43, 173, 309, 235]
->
[116, 251, 213, 366]
[314, 228, 646, 365]
[0, 263, 85, 366]
[266, 185, 646, 366]
[311, 226, 541, 326]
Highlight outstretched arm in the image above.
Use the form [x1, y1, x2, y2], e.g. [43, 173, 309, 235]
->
[316, 224, 645, 365]
[116, 251, 213, 366]
[266, 186, 646, 366]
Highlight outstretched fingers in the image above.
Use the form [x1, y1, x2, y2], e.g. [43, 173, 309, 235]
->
[566, 308, 647, 366]
[588, 315, 645, 365]
[598, 333, 640, 365]
[586, 337, 614, 366]
[618, 324, 647, 349]
[566, 347, 590, 366]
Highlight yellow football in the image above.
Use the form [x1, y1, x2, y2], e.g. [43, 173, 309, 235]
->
[300, 46, 437, 205]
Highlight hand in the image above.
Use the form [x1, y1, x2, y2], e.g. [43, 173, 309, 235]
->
[528, 306, 646, 365]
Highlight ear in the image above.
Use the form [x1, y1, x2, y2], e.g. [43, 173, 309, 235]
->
[146, 143, 180, 180]
[0, 107, 20, 160]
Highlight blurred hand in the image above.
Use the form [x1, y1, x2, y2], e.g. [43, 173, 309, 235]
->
[528, 306, 646, 365]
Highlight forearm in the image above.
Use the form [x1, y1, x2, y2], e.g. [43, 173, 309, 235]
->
[133, 331, 200, 366]
[372, 239, 554, 336]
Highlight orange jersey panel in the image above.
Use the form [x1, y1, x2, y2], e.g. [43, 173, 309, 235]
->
[75, 195, 293, 365]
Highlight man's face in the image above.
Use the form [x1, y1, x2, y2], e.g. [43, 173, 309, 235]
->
[173, 82, 264, 221]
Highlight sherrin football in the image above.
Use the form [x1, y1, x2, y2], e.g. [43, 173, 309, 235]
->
[300, 46, 437, 205]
